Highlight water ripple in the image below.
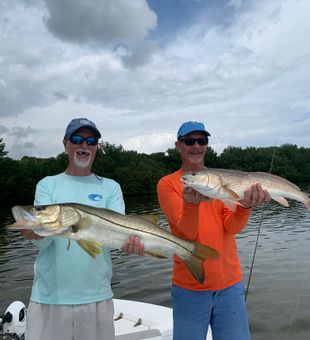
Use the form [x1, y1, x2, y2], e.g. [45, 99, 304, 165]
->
[1, 196, 310, 339]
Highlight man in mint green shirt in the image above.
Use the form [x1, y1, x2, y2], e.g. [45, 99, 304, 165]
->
[21, 118, 143, 340]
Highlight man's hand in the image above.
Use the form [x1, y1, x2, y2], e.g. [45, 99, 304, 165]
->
[122, 236, 145, 256]
[183, 187, 211, 205]
[239, 183, 271, 209]
[20, 230, 44, 240]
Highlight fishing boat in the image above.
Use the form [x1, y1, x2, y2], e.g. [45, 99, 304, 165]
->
[0, 299, 213, 339]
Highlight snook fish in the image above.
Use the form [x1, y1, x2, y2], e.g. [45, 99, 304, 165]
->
[8, 203, 219, 284]
[182, 168, 310, 211]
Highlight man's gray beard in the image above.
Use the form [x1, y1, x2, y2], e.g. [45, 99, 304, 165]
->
[73, 153, 92, 168]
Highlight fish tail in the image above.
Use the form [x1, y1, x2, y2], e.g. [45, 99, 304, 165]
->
[301, 192, 310, 211]
[193, 242, 220, 261]
[182, 255, 205, 284]
[182, 242, 219, 284]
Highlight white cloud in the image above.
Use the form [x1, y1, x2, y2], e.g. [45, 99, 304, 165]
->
[122, 133, 176, 155]
[0, 0, 309, 159]
[228, 0, 243, 10]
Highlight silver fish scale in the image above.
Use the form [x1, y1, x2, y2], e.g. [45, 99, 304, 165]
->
[183, 168, 309, 207]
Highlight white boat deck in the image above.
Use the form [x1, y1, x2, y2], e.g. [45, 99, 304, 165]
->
[1, 299, 212, 340]
[114, 299, 172, 339]
[113, 299, 212, 340]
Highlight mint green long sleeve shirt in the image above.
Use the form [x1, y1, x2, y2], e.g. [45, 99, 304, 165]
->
[31, 172, 125, 304]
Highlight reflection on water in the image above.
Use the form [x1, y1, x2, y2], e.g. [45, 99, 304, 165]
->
[0, 197, 310, 340]
[239, 201, 310, 340]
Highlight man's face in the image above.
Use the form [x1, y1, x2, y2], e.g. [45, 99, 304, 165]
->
[175, 131, 208, 170]
[64, 127, 98, 169]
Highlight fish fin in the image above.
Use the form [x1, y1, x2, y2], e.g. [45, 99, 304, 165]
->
[67, 239, 71, 251]
[181, 242, 220, 284]
[223, 186, 240, 199]
[222, 200, 238, 211]
[76, 240, 103, 258]
[254, 172, 301, 190]
[145, 250, 167, 259]
[72, 217, 93, 232]
[138, 215, 159, 225]
[272, 196, 289, 207]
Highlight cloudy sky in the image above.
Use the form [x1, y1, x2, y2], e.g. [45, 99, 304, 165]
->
[0, 0, 309, 159]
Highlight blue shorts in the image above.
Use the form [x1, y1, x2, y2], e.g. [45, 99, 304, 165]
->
[172, 282, 250, 340]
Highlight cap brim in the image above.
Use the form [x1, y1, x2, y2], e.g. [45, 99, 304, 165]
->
[178, 130, 210, 139]
[65, 125, 101, 139]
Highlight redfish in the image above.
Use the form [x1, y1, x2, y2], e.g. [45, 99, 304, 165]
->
[182, 168, 310, 211]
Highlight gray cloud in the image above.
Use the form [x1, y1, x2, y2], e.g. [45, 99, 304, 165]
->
[23, 141, 35, 149]
[0, 126, 9, 134]
[43, 0, 157, 47]
[120, 40, 159, 68]
[54, 91, 68, 100]
[9, 126, 38, 138]
[0, 77, 46, 118]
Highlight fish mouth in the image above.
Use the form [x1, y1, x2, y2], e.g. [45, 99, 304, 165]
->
[182, 174, 195, 185]
[182, 179, 193, 186]
[12, 206, 36, 222]
[9, 206, 38, 229]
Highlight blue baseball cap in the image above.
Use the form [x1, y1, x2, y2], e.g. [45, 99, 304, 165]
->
[177, 121, 210, 140]
[64, 118, 101, 138]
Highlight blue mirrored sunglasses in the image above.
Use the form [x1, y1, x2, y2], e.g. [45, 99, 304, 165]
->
[180, 137, 208, 146]
[69, 135, 98, 146]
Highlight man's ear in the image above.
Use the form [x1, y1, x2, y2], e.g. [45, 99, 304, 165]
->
[63, 139, 68, 153]
[175, 141, 180, 152]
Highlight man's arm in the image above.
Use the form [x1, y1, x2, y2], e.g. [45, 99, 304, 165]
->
[157, 177, 201, 240]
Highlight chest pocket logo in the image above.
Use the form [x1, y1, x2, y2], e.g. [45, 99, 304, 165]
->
[88, 194, 103, 201]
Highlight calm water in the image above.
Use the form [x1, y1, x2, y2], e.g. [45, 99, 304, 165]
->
[1, 195, 310, 340]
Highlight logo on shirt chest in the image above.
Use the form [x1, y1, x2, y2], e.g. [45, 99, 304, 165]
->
[88, 194, 103, 201]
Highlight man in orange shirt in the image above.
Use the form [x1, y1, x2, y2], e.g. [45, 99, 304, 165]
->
[157, 121, 271, 340]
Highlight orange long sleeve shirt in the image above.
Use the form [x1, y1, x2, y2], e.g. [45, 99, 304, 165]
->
[157, 169, 252, 291]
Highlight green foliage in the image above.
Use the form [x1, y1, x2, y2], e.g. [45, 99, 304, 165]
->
[218, 144, 309, 182]
[219, 146, 275, 172]
[204, 147, 219, 167]
[0, 138, 309, 206]
[93, 143, 167, 195]
[0, 158, 20, 205]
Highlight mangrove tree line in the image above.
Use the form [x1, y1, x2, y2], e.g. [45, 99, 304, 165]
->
[0, 137, 309, 206]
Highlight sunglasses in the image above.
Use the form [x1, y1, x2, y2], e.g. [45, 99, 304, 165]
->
[180, 137, 208, 146]
[69, 135, 98, 146]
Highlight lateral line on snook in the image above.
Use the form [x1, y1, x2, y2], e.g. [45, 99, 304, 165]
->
[83, 212, 192, 254]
